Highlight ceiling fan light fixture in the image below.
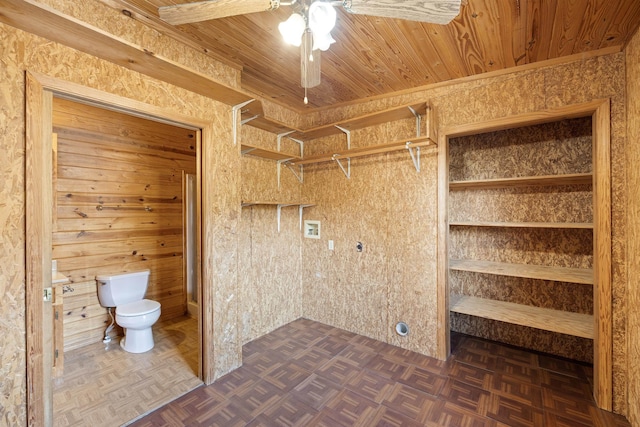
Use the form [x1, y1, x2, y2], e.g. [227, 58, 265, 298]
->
[312, 31, 335, 51]
[278, 12, 306, 46]
[308, 1, 337, 36]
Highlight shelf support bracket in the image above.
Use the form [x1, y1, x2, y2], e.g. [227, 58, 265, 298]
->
[409, 105, 422, 138]
[282, 137, 304, 185]
[240, 115, 259, 125]
[276, 131, 296, 189]
[406, 142, 421, 173]
[335, 125, 351, 149]
[275, 131, 301, 189]
[232, 99, 255, 146]
[282, 162, 303, 183]
[334, 125, 351, 179]
[276, 203, 295, 232]
[333, 155, 351, 179]
[299, 204, 314, 230]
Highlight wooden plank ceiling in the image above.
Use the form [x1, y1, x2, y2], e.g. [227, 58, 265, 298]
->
[106, 0, 640, 111]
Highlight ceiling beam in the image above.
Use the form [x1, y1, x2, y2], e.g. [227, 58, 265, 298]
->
[0, 0, 253, 106]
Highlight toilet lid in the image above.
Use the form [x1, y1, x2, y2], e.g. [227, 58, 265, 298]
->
[117, 299, 161, 317]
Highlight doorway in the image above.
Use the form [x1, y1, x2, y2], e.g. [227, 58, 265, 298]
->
[25, 72, 211, 425]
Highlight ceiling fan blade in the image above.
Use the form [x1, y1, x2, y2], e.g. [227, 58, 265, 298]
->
[159, 0, 280, 25]
[344, 0, 461, 24]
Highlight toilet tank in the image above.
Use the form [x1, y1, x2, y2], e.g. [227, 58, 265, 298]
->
[96, 270, 150, 307]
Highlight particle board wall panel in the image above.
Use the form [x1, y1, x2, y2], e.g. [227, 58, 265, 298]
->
[449, 187, 594, 224]
[240, 207, 303, 343]
[238, 121, 304, 345]
[0, 25, 28, 427]
[38, 0, 240, 88]
[448, 117, 593, 181]
[302, 117, 438, 349]
[449, 227, 593, 269]
[385, 145, 439, 355]
[625, 26, 640, 427]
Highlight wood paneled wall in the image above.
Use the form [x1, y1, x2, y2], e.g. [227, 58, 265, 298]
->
[52, 97, 197, 351]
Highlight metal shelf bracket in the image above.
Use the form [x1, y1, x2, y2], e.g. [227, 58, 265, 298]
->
[277, 132, 304, 188]
[232, 99, 255, 146]
[407, 105, 423, 172]
[334, 125, 351, 179]
[406, 142, 421, 172]
[299, 204, 314, 230]
[276, 203, 295, 232]
[333, 155, 351, 179]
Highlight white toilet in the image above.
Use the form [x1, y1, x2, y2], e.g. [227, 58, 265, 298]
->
[96, 270, 161, 353]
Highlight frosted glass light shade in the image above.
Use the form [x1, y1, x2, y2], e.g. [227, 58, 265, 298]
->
[312, 31, 335, 51]
[308, 2, 336, 36]
[278, 13, 306, 46]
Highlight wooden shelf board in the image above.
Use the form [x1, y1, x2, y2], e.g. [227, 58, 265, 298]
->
[449, 173, 593, 190]
[449, 259, 593, 285]
[449, 221, 593, 229]
[294, 102, 428, 140]
[450, 295, 594, 339]
[290, 136, 435, 166]
[241, 201, 314, 207]
[240, 144, 300, 162]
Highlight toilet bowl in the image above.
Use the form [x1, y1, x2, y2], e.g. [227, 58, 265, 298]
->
[96, 270, 161, 353]
[116, 299, 161, 353]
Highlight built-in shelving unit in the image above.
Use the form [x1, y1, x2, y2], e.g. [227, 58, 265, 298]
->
[446, 115, 601, 343]
[438, 99, 613, 410]
[449, 295, 594, 339]
[441, 101, 612, 410]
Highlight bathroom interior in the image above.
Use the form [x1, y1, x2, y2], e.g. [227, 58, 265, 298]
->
[50, 97, 203, 425]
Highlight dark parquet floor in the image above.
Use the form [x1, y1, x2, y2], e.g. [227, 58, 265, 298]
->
[129, 318, 630, 426]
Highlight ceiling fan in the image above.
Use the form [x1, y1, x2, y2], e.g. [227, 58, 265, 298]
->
[158, 0, 463, 104]
[158, 0, 462, 26]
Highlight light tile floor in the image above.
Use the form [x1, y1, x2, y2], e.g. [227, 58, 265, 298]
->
[53, 316, 202, 427]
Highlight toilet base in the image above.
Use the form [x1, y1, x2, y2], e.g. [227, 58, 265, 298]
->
[120, 327, 155, 353]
